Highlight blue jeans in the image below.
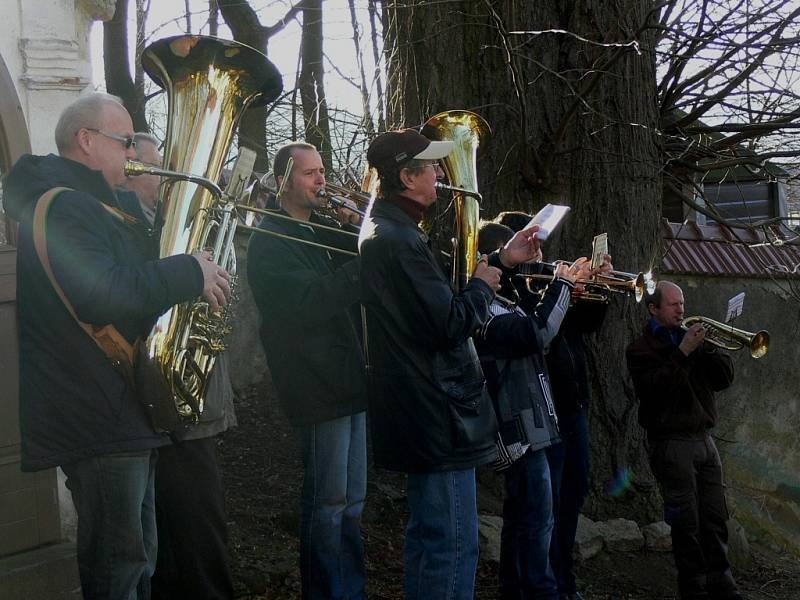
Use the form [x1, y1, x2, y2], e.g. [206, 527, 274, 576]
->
[546, 409, 590, 596]
[405, 468, 479, 600]
[297, 411, 367, 600]
[500, 448, 558, 600]
[61, 449, 158, 600]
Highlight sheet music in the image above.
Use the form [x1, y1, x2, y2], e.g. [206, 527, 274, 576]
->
[591, 233, 608, 270]
[526, 204, 570, 241]
[725, 292, 745, 323]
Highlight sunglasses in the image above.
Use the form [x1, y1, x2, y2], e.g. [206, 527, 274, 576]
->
[84, 128, 136, 150]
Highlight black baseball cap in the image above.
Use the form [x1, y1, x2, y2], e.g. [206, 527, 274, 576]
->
[367, 129, 454, 174]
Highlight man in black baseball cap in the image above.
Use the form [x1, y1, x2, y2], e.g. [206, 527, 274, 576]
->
[358, 127, 541, 600]
[367, 128, 454, 171]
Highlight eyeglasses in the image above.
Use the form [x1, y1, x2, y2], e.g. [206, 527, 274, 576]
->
[409, 162, 441, 171]
[84, 128, 136, 150]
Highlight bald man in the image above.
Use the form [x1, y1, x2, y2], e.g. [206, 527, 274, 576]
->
[3, 92, 230, 599]
[626, 281, 742, 600]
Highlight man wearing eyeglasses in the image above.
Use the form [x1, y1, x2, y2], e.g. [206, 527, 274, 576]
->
[359, 129, 541, 600]
[3, 92, 230, 599]
[119, 131, 237, 599]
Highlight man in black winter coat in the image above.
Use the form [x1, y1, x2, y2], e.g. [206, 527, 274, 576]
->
[247, 142, 367, 600]
[626, 281, 742, 600]
[496, 210, 610, 600]
[3, 92, 229, 599]
[475, 222, 586, 600]
[359, 129, 541, 600]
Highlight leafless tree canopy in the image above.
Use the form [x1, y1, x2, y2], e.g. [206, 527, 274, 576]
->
[655, 0, 800, 288]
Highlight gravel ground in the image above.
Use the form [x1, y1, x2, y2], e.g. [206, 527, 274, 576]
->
[219, 384, 800, 599]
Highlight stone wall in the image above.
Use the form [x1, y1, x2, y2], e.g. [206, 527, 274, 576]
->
[671, 275, 800, 555]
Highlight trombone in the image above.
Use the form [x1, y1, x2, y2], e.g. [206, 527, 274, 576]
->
[681, 316, 769, 359]
[126, 160, 360, 256]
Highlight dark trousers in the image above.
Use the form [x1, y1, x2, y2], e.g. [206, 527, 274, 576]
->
[499, 448, 558, 600]
[545, 409, 590, 596]
[649, 434, 740, 600]
[151, 437, 234, 600]
[62, 450, 158, 600]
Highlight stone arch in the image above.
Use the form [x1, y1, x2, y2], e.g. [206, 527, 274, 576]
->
[0, 51, 31, 247]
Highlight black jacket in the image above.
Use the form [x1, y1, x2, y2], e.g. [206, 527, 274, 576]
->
[4, 154, 203, 470]
[626, 323, 734, 438]
[247, 209, 367, 426]
[358, 197, 497, 473]
[475, 276, 573, 468]
[546, 300, 607, 416]
[519, 266, 607, 417]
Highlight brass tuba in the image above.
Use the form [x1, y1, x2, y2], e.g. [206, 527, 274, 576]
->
[681, 316, 770, 359]
[133, 35, 282, 429]
[422, 110, 491, 292]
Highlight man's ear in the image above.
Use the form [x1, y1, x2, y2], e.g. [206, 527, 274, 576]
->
[73, 128, 93, 155]
[398, 167, 415, 190]
[646, 302, 656, 316]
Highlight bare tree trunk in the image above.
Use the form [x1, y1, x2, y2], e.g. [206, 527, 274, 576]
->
[209, 0, 219, 36]
[299, 0, 333, 170]
[368, 0, 385, 132]
[134, 0, 149, 130]
[104, 0, 148, 132]
[217, 0, 305, 173]
[383, 0, 663, 520]
[184, 0, 192, 33]
[348, 0, 375, 138]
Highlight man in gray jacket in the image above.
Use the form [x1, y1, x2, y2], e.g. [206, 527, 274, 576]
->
[121, 132, 237, 599]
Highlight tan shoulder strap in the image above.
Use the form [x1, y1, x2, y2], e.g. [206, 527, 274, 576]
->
[101, 203, 139, 226]
[32, 187, 135, 368]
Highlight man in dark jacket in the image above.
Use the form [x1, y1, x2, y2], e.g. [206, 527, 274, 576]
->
[496, 211, 610, 600]
[359, 129, 541, 600]
[475, 222, 585, 600]
[626, 281, 742, 600]
[247, 141, 367, 600]
[121, 132, 237, 600]
[3, 92, 229, 599]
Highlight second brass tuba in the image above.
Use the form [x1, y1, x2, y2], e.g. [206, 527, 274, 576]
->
[135, 35, 282, 429]
[422, 110, 491, 292]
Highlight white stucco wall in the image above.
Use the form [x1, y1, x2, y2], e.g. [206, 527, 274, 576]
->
[0, 0, 115, 154]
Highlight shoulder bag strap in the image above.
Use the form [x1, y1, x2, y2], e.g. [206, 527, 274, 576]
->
[32, 187, 135, 368]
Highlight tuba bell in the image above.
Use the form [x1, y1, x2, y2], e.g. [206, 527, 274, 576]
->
[422, 110, 491, 292]
[681, 316, 770, 359]
[133, 35, 282, 429]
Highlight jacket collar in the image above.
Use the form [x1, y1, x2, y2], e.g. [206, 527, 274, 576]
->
[375, 193, 427, 224]
[647, 318, 684, 346]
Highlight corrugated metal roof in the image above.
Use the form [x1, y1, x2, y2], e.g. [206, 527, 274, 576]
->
[661, 220, 800, 278]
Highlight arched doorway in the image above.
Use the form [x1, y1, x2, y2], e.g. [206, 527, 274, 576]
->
[0, 52, 61, 559]
[0, 50, 31, 246]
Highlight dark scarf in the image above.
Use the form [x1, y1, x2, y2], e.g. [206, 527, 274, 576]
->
[648, 318, 684, 346]
[383, 193, 427, 223]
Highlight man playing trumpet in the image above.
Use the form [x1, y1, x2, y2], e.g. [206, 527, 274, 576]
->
[626, 281, 742, 600]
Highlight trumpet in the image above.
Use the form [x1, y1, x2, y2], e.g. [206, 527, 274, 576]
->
[516, 262, 654, 303]
[681, 316, 769, 359]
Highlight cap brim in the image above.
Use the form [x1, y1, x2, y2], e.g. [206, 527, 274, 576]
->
[414, 140, 454, 160]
